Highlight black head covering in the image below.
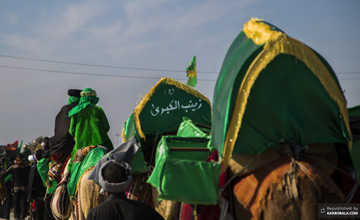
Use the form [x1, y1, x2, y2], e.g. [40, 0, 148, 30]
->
[35, 149, 44, 161]
[68, 89, 82, 97]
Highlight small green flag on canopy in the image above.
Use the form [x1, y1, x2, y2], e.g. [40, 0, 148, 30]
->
[186, 56, 197, 87]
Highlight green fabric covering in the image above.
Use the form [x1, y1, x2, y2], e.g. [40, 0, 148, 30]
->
[176, 117, 209, 138]
[212, 31, 262, 155]
[121, 114, 157, 174]
[122, 113, 137, 142]
[138, 85, 210, 136]
[212, 19, 350, 161]
[122, 114, 154, 152]
[2, 157, 12, 183]
[68, 96, 99, 117]
[147, 136, 220, 205]
[68, 88, 99, 117]
[36, 158, 49, 186]
[68, 96, 80, 105]
[69, 105, 113, 162]
[4, 174, 12, 183]
[37, 158, 57, 194]
[233, 55, 348, 155]
[123, 78, 212, 147]
[186, 56, 197, 87]
[129, 149, 148, 175]
[68, 147, 108, 197]
[80, 88, 97, 97]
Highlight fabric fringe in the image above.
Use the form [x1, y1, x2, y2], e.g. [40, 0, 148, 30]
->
[243, 17, 283, 45]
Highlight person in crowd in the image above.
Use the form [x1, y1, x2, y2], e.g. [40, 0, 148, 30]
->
[0, 147, 13, 220]
[36, 89, 81, 204]
[47, 89, 82, 159]
[36, 155, 56, 220]
[86, 160, 164, 220]
[3, 153, 30, 220]
[68, 88, 113, 164]
[27, 149, 53, 220]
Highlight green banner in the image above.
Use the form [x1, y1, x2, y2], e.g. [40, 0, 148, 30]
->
[130, 78, 211, 141]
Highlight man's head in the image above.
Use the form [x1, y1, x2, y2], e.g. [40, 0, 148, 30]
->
[15, 153, 25, 164]
[103, 162, 129, 183]
[80, 88, 97, 97]
[98, 160, 132, 194]
[68, 88, 99, 117]
[35, 149, 44, 161]
[68, 89, 82, 104]
[68, 89, 82, 97]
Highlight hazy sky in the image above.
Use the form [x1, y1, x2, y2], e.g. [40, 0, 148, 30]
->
[1, 0, 359, 146]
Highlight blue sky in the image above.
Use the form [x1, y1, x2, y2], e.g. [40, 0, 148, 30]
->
[1, 0, 359, 146]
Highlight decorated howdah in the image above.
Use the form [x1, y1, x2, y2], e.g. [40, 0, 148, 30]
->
[211, 18, 355, 178]
[122, 77, 212, 144]
[122, 77, 219, 204]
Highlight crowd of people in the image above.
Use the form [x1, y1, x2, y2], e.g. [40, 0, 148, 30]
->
[0, 88, 163, 220]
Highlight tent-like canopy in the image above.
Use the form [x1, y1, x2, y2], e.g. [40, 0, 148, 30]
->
[122, 77, 212, 148]
[212, 18, 353, 176]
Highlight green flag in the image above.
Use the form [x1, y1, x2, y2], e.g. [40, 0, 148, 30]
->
[186, 56, 197, 87]
[17, 140, 23, 151]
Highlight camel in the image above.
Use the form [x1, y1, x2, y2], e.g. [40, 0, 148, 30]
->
[68, 169, 105, 220]
[45, 145, 107, 220]
[229, 153, 348, 220]
[169, 144, 348, 220]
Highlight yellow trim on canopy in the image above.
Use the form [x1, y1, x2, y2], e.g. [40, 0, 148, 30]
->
[222, 21, 352, 165]
[243, 18, 282, 45]
[133, 77, 212, 140]
[121, 128, 126, 143]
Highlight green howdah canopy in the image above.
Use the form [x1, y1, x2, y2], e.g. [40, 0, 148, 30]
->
[212, 18, 352, 169]
[122, 113, 137, 142]
[122, 77, 212, 145]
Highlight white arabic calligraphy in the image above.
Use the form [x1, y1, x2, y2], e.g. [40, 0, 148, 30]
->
[150, 104, 161, 116]
[164, 88, 175, 96]
[150, 99, 203, 116]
